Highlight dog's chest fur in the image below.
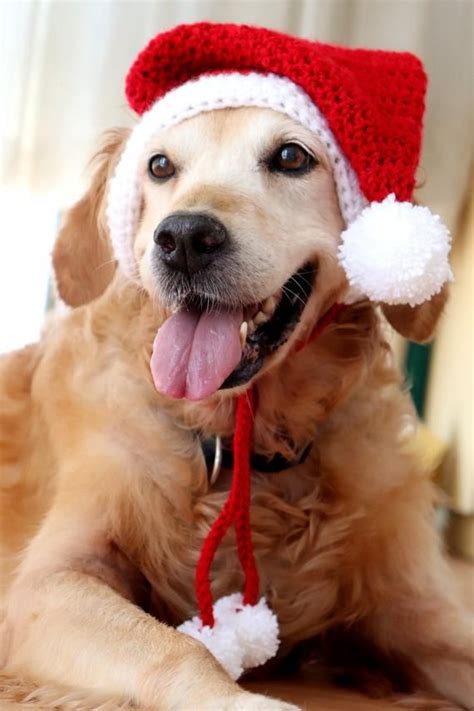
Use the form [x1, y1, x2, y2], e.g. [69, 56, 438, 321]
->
[34, 296, 391, 646]
[125, 442, 356, 647]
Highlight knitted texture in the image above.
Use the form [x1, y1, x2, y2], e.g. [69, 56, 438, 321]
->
[106, 22, 451, 307]
[127, 22, 427, 203]
[107, 72, 365, 280]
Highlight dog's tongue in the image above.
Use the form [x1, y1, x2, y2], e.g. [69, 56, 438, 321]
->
[151, 307, 243, 401]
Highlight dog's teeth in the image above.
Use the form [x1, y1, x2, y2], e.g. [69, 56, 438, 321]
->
[247, 319, 256, 334]
[262, 296, 276, 315]
[254, 310, 268, 326]
[239, 321, 248, 348]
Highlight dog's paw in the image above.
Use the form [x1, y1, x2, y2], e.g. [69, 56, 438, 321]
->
[203, 692, 301, 711]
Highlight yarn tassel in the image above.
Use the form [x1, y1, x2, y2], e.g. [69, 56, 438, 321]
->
[178, 389, 280, 679]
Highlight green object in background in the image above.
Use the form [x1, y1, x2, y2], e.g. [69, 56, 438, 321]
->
[405, 341, 433, 419]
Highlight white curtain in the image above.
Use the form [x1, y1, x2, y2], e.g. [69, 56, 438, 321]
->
[0, 0, 472, 511]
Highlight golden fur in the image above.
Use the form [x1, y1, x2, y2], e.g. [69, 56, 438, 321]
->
[0, 108, 472, 710]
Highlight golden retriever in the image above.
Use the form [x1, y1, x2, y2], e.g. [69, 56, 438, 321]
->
[0, 107, 472, 710]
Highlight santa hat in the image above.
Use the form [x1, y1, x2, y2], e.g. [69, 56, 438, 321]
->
[107, 22, 452, 307]
[105, 23, 453, 679]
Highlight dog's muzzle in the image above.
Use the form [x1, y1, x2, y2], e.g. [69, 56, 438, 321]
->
[154, 212, 229, 277]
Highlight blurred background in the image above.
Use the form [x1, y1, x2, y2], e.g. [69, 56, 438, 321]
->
[0, 0, 472, 555]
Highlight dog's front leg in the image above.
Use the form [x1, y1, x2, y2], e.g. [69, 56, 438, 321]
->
[1, 505, 297, 710]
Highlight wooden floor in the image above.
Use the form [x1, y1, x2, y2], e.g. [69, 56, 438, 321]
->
[245, 681, 400, 710]
[245, 559, 473, 710]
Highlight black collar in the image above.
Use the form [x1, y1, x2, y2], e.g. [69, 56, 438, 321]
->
[201, 436, 312, 478]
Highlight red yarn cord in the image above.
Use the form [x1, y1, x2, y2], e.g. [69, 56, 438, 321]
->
[293, 302, 345, 353]
[194, 495, 237, 627]
[232, 391, 259, 606]
[195, 390, 256, 626]
[195, 305, 343, 627]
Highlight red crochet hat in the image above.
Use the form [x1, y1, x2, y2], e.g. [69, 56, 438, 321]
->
[127, 23, 424, 203]
[107, 22, 452, 306]
[105, 24, 453, 679]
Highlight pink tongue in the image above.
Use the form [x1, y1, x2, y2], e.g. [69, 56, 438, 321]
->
[151, 307, 243, 401]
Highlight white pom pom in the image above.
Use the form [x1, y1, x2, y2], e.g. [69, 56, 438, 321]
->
[177, 594, 280, 680]
[338, 194, 453, 306]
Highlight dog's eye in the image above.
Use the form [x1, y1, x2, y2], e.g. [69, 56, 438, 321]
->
[148, 154, 175, 181]
[269, 143, 316, 175]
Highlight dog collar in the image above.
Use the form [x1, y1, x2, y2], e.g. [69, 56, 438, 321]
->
[202, 435, 312, 483]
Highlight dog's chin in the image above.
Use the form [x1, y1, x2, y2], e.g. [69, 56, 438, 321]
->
[149, 263, 316, 401]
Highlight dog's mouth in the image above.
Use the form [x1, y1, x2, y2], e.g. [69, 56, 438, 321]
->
[150, 264, 315, 401]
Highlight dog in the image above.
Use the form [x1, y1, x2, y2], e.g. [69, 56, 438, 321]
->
[0, 105, 472, 710]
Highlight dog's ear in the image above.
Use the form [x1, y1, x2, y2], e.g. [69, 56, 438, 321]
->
[381, 285, 449, 343]
[52, 128, 129, 306]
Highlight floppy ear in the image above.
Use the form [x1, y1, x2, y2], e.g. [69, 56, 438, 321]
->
[52, 128, 130, 306]
[381, 285, 449, 343]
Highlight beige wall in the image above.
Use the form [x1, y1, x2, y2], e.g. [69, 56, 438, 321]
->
[427, 178, 474, 514]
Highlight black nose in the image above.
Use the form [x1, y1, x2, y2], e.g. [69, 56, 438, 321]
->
[153, 212, 229, 276]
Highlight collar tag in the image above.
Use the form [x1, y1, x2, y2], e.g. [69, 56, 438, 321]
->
[209, 435, 223, 485]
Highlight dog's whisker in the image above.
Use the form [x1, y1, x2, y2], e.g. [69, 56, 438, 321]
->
[280, 284, 308, 308]
[287, 273, 314, 291]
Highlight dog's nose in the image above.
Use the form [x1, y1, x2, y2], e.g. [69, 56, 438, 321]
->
[154, 212, 229, 275]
